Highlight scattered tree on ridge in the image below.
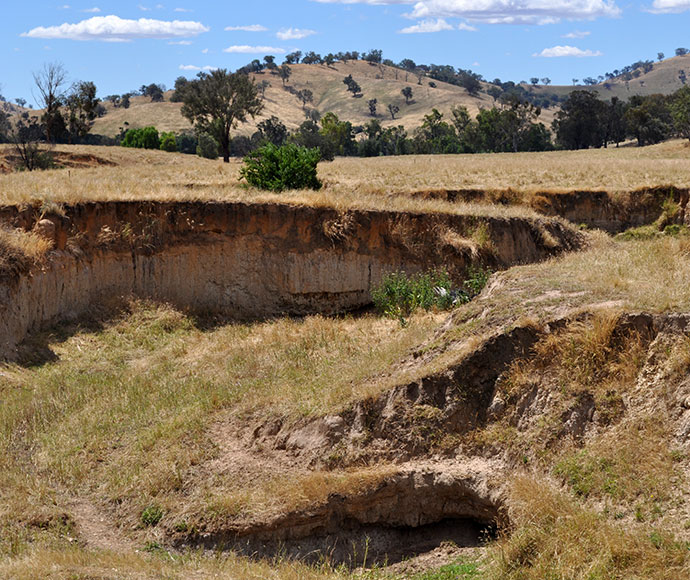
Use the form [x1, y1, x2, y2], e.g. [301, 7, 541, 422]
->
[401, 86, 413, 104]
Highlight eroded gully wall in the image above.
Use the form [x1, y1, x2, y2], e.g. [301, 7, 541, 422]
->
[0, 201, 583, 360]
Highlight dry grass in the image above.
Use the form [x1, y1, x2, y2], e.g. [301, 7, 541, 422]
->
[486, 476, 690, 580]
[1, 141, 689, 212]
[0, 300, 444, 558]
[0, 225, 53, 279]
[0, 547, 353, 580]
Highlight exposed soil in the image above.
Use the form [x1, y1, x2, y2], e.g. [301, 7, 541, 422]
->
[0, 149, 117, 174]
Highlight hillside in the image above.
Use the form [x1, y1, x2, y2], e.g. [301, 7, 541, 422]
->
[530, 52, 690, 100]
[91, 60, 557, 138]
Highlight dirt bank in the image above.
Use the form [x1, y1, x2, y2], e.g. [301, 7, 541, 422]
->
[0, 201, 582, 361]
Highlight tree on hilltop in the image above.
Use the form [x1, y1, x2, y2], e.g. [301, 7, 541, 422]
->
[387, 103, 399, 120]
[181, 69, 263, 162]
[278, 64, 292, 86]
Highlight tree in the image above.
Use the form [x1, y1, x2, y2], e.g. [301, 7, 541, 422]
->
[297, 89, 313, 109]
[401, 86, 413, 104]
[170, 76, 190, 102]
[530, 77, 539, 86]
[388, 103, 399, 120]
[65, 80, 100, 141]
[256, 115, 287, 146]
[679, 70, 687, 85]
[181, 69, 263, 162]
[552, 90, 607, 149]
[541, 77, 551, 86]
[676, 48, 689, 57]
[399, 58, 416, 71]
[15, 98, 27, 108]
[487, 86, 502, 102]
[0, 107, 10, 143]
[284, 51, 302, 64]
[263, 55, 277, 71]
[625, 94, 673, 146]
[9, 112, 51, 170]
[257, 79, 270, 97]
[324, 53, 336, 67]
[363, 49, 383, 64]
[658, 52, 665, 62]
[278, 64, 292, 86]
[343, 75, 361, 97]
[144, 83, 165, 102]
[33, 62, 67, 143]
[368, 98, 377, 117]
[302, 51, 322, 65]
[671, 86, 690, 140]
[319, 112, 355, 156]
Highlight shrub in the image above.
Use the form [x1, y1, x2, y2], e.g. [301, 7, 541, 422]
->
[372, 267, 491, 324]
[176, 132, 197, 155]
[121, 126, 160, 150]
[159, 132, 177, 152]
[196, 132, 219, 159]
[240, 143, 321, 192]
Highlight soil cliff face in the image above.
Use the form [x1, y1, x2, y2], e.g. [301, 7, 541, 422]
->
[0, 201, 582, 360]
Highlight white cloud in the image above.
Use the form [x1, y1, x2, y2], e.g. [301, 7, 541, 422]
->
[174, 7, 192, 11]
[534, 45, 602, 57]
[457, 22, 477, 30]
[649, 0, 690, 12]
[138, 4, 151, 10]
[399, 18, 453, 33]
[179, 64, 216, 71]
[169, 40, 192, 44]
[58, 4, 71, 9]
[22, 15, 209, 41]
[82, 7, 100, 13]
[223, 45, 286, 54]
[276, 27, 316, 40]
[201, 48, 209, 53]
[224, 24, 268, 32]
[563, 30, 590, 38]
[314, 0, 621, 25]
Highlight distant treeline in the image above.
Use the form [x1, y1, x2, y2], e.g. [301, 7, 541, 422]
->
[111, 82, 690, 161]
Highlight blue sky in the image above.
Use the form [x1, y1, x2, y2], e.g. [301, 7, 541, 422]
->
[2, 1, 690, 105]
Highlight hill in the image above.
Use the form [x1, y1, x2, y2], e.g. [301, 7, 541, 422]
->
[90, 60, 558, 138]
[529, 52, 690, 100]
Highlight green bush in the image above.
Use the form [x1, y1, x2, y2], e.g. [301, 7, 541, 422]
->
[121, 126, 160, 150]
[240, 143, 321, 192]
[372, 266, 491, 324]
[159, 132, 177, 152]
[196, 132, 219, 159]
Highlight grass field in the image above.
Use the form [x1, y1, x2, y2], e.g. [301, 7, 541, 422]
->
[1, 139, 689, 210]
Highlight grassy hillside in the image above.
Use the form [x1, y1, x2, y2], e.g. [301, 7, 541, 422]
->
[91, 60, 558, 138]
[530, 53, 690, 100]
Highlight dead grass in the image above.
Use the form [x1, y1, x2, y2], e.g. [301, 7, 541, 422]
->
[0, 547, 352, 580]
[486, 476, 690, 580]
[1, 141, 689, 213]
[0, 225, 53, 279]
[0, 300, 444, 558]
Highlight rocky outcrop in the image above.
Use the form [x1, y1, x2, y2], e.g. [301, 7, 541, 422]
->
[0, 201, 582, 360]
